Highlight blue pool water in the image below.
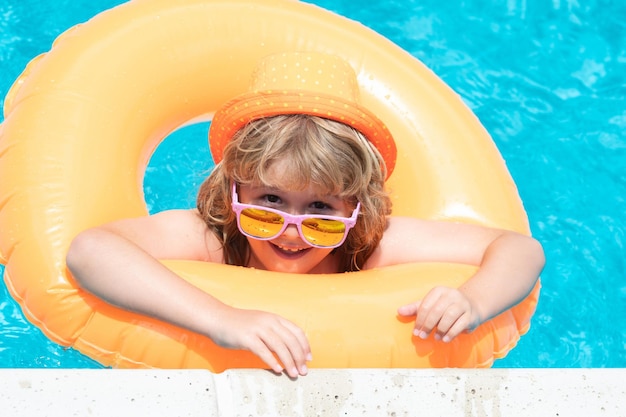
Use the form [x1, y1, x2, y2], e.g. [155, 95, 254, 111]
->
[1, 0, 624, 368]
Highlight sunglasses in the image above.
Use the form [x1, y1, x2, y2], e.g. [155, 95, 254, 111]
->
[231, 183, 360, 248]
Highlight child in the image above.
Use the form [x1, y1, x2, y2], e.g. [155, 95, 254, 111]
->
[66, 52, 544, 378]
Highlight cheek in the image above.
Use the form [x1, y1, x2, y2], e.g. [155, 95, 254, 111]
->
[246, 238, 265, 256]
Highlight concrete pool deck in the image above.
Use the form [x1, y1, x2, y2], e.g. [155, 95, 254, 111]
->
[1, 368, 624, 416]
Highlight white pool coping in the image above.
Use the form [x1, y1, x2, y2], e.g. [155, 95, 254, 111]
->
[1, 368, 624, 416]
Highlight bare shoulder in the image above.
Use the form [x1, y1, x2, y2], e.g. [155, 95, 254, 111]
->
[102, 209, 223, 262]
[363, 217, 431, 269]
[363, 216, 504, 269]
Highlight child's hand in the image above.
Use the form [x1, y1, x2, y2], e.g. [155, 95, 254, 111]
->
[210, 307, 312, 378]
[397, 286, 481, 343]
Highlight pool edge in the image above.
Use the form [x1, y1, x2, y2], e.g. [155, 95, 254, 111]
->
[1, 368, 624, 415]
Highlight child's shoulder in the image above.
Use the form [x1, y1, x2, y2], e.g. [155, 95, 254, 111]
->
[139, 209, 223, 262]
[383, 216, 433, 237]
[150, 208, 204, 224]
[366, 216, 488, 268]
[363, 217, 430, 269]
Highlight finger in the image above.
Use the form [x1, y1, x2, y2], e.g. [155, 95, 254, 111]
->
[271, 320, 311, 376]
[397, 301, 420, 317]
[413, 289, 447, 336]
[260, 333, 300, 377]
[247, 337, 285, 375]
[246, 321, 304, 378]
[280, 319, 312, 362]
[433, 304, 466, 336]
[438, 313, 471, 343]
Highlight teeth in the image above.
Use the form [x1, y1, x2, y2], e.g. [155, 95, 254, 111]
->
[277, 245, 304, 252]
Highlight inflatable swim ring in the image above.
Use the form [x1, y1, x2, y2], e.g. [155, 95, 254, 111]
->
[0, 0, 540, 369]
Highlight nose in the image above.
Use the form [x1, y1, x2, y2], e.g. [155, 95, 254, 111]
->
[273, 221, 308, 247]
[280, 222, 301, 239]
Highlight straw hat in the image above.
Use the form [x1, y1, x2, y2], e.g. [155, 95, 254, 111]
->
[208, 52, 397, 178]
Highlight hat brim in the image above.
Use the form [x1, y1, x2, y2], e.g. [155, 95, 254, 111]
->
[209, 90, 397, 179]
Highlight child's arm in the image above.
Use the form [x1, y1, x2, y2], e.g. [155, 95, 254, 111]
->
[366, 217, 545, 342]
[66, 210, 311, 377]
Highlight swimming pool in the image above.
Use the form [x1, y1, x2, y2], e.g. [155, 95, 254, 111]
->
[1, 0, 624, 368]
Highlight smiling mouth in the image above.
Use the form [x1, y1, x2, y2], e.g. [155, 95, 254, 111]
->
[273, 243, 310, 254]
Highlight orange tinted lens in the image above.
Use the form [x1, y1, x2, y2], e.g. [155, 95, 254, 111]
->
[301, 218, 347, 246]
[239, 208, 285, 238]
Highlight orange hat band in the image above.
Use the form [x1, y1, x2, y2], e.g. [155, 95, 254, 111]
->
[210, 90, 396, 176]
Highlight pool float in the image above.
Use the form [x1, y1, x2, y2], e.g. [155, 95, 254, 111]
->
[0, 0, 540, 369]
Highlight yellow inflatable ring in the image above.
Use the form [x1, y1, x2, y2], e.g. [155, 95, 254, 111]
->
[0, 0, 540, 369]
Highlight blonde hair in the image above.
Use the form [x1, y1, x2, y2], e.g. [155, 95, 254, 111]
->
[197, 114, 392, 271]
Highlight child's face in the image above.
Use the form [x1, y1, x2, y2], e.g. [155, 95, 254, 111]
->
[236, 180, 353, 274]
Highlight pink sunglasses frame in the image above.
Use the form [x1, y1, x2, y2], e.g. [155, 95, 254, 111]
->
[231, 183, 360, 248]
